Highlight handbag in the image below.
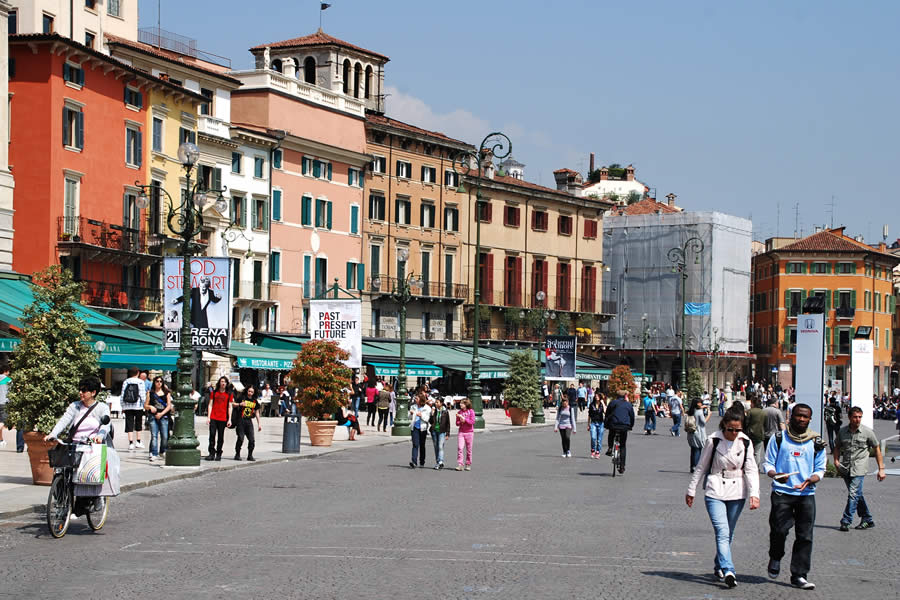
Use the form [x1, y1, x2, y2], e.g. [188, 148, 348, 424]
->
[75, 443, 108, 484]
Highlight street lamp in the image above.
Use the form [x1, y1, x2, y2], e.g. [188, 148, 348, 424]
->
[639, 313, 657, 394]
[454, 132, 512, 430]
[667, 236, 704, 393]
[390, 246, 420, 436]
[531, 290, 549, 424]
[711, 326, 721, 408]
[136, 141, 226, 467]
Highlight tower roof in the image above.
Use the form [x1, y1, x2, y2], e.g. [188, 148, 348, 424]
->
[250, 30, 389, 61]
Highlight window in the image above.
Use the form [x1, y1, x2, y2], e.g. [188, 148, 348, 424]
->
[122, 192, 140, 231]
[532, 258, 548, 306]
[254, 157, 264, 178]
[273, 149, 282, 170]
[477, 200, 492, 223]
[558, 215, 572, 236]
[421, 251, 431, 291]
[152, 117, 163, 152]
[231, 152, 242, 174]
[785, 327, 797, 353]
[315, 257, 328, 297]
[370, 245, 381, 278]
[786, 262, 806, 274]
[786, 289, 803, 317]
[315, 198, 332, 229]
[252, 198, 268, 231]
[581, 265, 597, 312]
[348, 167, 363, 187]
[303, 57, 316, 84]
[812, 262, 830, 274]
[8, 10, 16, 34]
[444, 170, 459, 188]
[270, 251, 281, 282]
[421, 203, 435, 228]
[346, 262, 364, 291]
[62, 105, 84, 150]
[874, 327, 879, 348]
[444, 254, 455, 297]
[42, 13, 54, 34]
[503, 205, 520, 228]
[311, 159, 332, 180]
[85, 32, 96, 49]
[350, 205, 359, 234]
[583, 219, 598, 239]
[837, 328, 851, 354]
[85, 1, 96, 9]
[125, 125, 142, 167]
[836, 289, 855, 317]
[836, 262, 855, 274]
[421, 166, 436, 183]
[395, 160, 412, 179]
[199, 88, 213, 116]
[302, 157, 312, 175]
[478, 252, 494, 304]
[371, 155, 386, 174]
[124, 87, 142, 108]
[886, 328, 891, 351]
[395, 197, 411, 225]
[197, 164, 221, 192]
[301, 196, 312, 226]
[63, 63, 85, 87]
[107, 0, 121, 17]
[865, 290, 871, 310]
[368, 193, 385, 221]
[231, 196, 246, 227]
[148, 181, 162, 234]
[179, 127, 196, 145]
[532, 210, 548, 231]
[63, 177, 79, 234]
[876, 293, 882, 313]
[444, 206, 458, 232]
[504, 256, 523, 306]
[557, 263, 571, 310]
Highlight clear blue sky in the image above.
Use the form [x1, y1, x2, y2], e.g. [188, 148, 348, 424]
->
[140, 0, 900, 243]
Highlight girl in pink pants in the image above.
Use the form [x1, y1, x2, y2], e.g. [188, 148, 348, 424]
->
[456, 398, 475, 471]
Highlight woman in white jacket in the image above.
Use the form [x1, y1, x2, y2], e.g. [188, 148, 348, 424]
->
[685, 407, 760, 589]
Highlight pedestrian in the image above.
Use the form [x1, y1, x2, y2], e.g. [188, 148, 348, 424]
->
[577, 381, 588, 412]
[233, 384, 261, 461]
[336, 397, 361, 440]
[763, 403, 827, 590]
[455, 398, 475, 471]
[604, 389, 635, 474]
[588, 393, 606, 459]
[365, 381, 378, 428]
[643, 390, 657, 435]
[762, 396, 785, 451]
[823, 395, 842, 453]
[542, 381, 550, 408]
[686, 397, 707, 473]
[552, 383, 563, 410]
[686, 407, 760, 588]
[833, 406, 887, 531]
[351, 374, 365, 417]
[566, 383, 578, 420]
[429, 397, 450, 470]
[555, 397, 576, 458]
[376, 383, 391, 432]
[389, 384, 396, 427]
[745, 392, 766, 471]
[144, 376, 172, 463]
[260, 383, 273, 417]
[120, 367, 146, 451]
[669, 391, 683, 436]
[0, 363, 10, 448]
[205, 376, 232, 461]
[408, 392, 431, 468]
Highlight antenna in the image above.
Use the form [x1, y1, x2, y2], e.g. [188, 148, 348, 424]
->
[883, 224, 889, 242]
[827, 195, 836, 229]
[776, 202, 781, 238]
[793, 202, 800, 238]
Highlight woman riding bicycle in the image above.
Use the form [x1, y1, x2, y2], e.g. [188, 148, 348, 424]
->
[45, 376, 110, 444]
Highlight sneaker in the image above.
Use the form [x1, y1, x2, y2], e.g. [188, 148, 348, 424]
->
[464, 465, 471, 471]
[439, 463, 444, 470]
[714, 568, 724, 582]
[790, 576, 815, 590]
[247, 455, 255, 462]
[135, 441, 145, 449]
[562, 453, 568, 458]
[433, 465, 440, 470]
[723, 572, 736, 588]
[566, 451, 572, 458]
[128, 442, 135, 451]
[839, 522, 850, 532]
[855, 521, 875, 530]
[409, 462, 416, 469]
[149, 455, 156, 462]
[455, 464, 463, 471]
[767, 559, 780, 579]
[0, 440, 7, 448]
[215, 453, 222, 461]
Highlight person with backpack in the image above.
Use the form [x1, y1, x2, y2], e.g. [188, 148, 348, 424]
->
[604, 389, 635, 474]
[642, 390, 657, 435]
[669, 390, 683, 436]
[685, 407, 760, 588]
[686, 397, 707, 473]
[120, 367, 146, 451]
[823, 394, 842, 453]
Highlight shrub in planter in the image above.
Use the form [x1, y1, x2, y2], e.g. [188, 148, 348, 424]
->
[288, 340, 352, 421]
[504, 351, 541, 422]
[608, 365, 636, 400]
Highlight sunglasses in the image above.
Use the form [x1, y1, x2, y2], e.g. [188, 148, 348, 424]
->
[725, 427, 742, 433]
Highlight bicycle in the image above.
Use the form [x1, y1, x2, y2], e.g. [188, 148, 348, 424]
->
[611, 431, 621, 477]
[46, 440, 110, 538]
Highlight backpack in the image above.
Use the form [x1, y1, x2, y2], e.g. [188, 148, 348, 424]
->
[684, 414, 698, 434]
[706, 437, 751, 477]
[122, 382, 140, 407]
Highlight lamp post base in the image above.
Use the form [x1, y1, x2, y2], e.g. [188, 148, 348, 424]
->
[391, 392, 411, 437]
[164, 448, 201, 467]
[468, 378, 485, 430]
[531, 402, 545, 424]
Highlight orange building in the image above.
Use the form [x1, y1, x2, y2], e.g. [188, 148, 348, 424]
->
[8, 33, 204, 323]
[750, 228, 899, 394]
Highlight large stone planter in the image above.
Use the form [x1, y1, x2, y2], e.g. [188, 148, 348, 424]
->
[508, 407, 530, 426]
[306, 420, 337, 446]
[25, 432, 56, 486]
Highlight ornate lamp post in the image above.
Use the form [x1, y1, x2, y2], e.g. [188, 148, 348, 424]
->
[531, 290, 549, 424]
[389, 246, 420, 436]
[710, 326, 721, 409]
[136, 142, 227, 467]
[667, 236, 704, 392]
[454, 132, 512, 430]
[639, 313, 657, 394]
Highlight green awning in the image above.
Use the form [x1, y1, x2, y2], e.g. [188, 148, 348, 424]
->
[98, 351, 178, 369]
[221, 341, 299, 370]
[367, 362, 443, 378]
[0, 337, 19, 352]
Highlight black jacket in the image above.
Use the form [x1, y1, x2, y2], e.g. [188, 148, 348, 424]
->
[429, 407, 451, 434]
[588, 402, 605, 423]
[604, 398, 635, 430]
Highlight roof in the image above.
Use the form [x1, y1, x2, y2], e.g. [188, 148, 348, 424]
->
[250, 30, 389, 62]
[104, 34, 241, 84]
[366, 113, 472, 148]
[553, 168, 580, 175]
[613, 198, 679, 215]
[478, 173, 613, 206]
[777, 228, 893, 255]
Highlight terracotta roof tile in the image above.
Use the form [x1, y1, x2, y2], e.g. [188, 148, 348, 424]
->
[611, 198, 677, 215]
[250, 30, 389, 61]
[104, 34, 240, 83]
[553, 168, 580, 175]
[777, 228, 890, 254]
[366, 113, 472, 147]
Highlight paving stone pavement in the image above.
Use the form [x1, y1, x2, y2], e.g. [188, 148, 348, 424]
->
[0, 415, 897, 600]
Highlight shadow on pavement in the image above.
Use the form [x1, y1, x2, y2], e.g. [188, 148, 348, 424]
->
[643, 570, 793, 588]
[577, 472, 614, 477]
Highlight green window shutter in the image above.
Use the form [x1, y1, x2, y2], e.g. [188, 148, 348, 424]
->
[273, 149, 282, 169]
[833, 290, 839, 309]
[303, 255, 311, 298]
[327, 163, 332, 181]
[357, 262, 365, 291]
[784, 327, 791, 350]
[301, 196, 311, 226]
[262, 200, 268, 231]
[825, 289, 831, 312]
[346, 262, 354, 288]
[314, 200, 321, 227]
[212, 168, 222, 191]
[800, 262, 807, 274]
[891, 296, 896, 313]
[850, 327, 855, 339]
[251, 198, 258, 229]
[350, 205, 358, 234]
[272, 190, 282, 221]
[62, 107, 68, 146]
[784, 290, 791, 312]
[326, 201, 332, 230]
[302, 158, 308, 175]
[75, 111, 84, 149]
[851, 263, 857, 274]
[825, 263, 831, 274]
[851, 289, 857, 308]
[313, 160, 321, 178]
[800, 290, 807, 307]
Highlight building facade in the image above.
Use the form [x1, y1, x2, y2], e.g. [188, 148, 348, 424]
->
[750, 228, 899, 394]
[7, 0, 137, 49]
[0, 1, 15, 270]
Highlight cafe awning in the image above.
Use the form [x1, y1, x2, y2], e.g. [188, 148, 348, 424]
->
[219, 341, 299, 370]
[367, 362, 443, 378]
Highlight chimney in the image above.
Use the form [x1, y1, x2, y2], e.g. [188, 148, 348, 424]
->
[481, 148, 494, 180]
[589, 152, 595, 173]
[553, 170, 568, 191]
[625, 164, 635, 181]
[666, 193, 677, 208]
[599, 167, 608, 181]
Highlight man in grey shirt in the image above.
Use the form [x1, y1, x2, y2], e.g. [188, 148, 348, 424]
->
[762, 397, 785, 446]
[833, 406, 886, 531]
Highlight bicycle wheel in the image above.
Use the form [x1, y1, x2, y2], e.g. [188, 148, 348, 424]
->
[86, 497, 109, 531]
[46, 473, 72, 539]
[611, 446, 618, 477]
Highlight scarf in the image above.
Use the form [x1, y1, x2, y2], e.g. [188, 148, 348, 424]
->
[786, 424, 819, 444]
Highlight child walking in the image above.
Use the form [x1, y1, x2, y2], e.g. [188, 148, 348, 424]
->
[455, 398, 475, 471]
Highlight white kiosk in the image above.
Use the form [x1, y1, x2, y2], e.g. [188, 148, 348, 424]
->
[850, 326, 874, 430]
[795, 298, 826, 434]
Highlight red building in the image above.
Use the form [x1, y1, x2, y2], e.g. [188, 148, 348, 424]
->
[8, 34, 203, 324]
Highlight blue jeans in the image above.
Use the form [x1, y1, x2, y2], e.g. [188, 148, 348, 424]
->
[149, 415, 169, 457]
[352, 396, 361, 417]
[411, 429, 427, 465]
[841, 475, 873, 525]
[718, 401, 725, 416]
[670, 413, 681, 436]
[690, 445, 703, 471]
[705, 496, 746, 573]
[644, 410, 656, 432]
[431, 431, 446, 465]
[589, 422, 604, 453]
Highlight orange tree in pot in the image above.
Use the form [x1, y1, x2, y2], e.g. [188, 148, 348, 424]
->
[288, 340, 352, 446]
[6, 266, 99, 484]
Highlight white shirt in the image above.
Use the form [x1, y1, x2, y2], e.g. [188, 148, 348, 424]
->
[409, 403, 432, 430]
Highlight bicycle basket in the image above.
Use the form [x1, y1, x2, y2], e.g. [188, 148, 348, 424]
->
[47, 444, 83, 468]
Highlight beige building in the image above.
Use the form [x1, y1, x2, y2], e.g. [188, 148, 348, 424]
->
[363, 114, 474, 340]
[7, 0, 137, 49]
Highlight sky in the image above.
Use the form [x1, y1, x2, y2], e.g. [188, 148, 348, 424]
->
[139, 0, 900, 243]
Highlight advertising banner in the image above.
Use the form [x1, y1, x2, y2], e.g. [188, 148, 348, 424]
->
[544, 335, 577, 380]
[795, 313, 825, 434]
[851, 338, 875, 430]
[309, 299, 362, 369]
[163, 257, 230, 351]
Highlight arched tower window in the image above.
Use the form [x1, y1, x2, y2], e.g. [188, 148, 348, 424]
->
[271, 58, 283, 73]
[304, 56, 316, 84]
[364, 65, 373, 99]
[353, 63, 362, 98]
[342, 59, 351, 94]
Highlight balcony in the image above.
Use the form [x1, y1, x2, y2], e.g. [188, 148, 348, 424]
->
[367, 328, 462, 341]
[234, 279, 272, 303]
[80, 279, 161, 317]
[835, 307, 855, 320]
[781, 342, 797, 354]
[229, 69, 366, 117]
[367, 276, 468, 302]
[197, 115, 230, 138]
[57, 216, 157, 265]
[463, 326, 616, 346]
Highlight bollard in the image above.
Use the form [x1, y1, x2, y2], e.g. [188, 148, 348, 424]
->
[282, 414, 301, 453]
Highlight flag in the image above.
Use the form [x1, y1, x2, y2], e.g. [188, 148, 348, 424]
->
[321, 2, 331, 9]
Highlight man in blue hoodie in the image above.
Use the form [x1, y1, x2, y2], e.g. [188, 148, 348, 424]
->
[604, 389, 635, 473]
[763, 403, 826, 590]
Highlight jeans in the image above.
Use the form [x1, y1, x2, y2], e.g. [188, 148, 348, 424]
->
[457, 431, 473, 465]
[607, 429, 628, 468]
[589, 422, 605, 453]
[690, 445, 703, 472]
[841, 475, 873, 525]
[752, 440, 765, 473]
[769, 492, 816, 578]
[208, 419, 227, 456]
[670, 413, 681, 436]
[235, 419, 255, 456]
[644, 410, 656, 432]
[826, 424, 840, 453]
[352, 396, 361, 417]
[718, 401, 725, 417]
[559, 428, 571, 454]
[411, 428, 427, 465]
[430, 431, 446, 465]
[705, 497, 746, 574]
[148, 415, 169, 457]
[377, 407, 389, 431]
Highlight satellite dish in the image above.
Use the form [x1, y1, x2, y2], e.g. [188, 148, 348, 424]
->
[310, 231, 320, 254]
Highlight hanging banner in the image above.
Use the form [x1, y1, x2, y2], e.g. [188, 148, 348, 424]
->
[684, 302, 711, 315]
[544, 335, 577, 380]
[163, 257, 231, 351]
[795, 313, 825, 434]
[309, 299, 362, 368]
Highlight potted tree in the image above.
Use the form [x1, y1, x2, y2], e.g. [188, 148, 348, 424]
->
[503, 351, 540, 426]
[608, 365, 636, 406]
[288, 340, 351, 446]
[7, 266, 99, 485]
